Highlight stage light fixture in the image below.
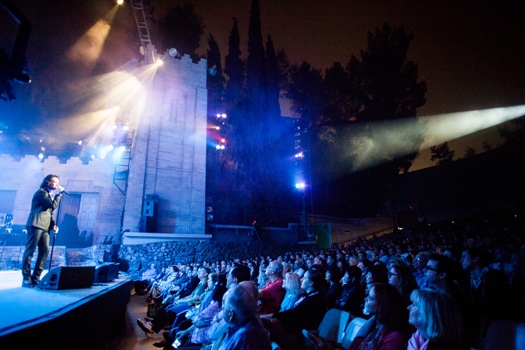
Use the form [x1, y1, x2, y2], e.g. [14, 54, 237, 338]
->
[295, 182, 306, 190]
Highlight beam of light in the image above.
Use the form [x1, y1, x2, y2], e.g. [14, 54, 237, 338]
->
[419, 105, 525, 149]
[66, 6, 118, 72]
[331, 105, 525, 175]
[35, 59, 160, 160]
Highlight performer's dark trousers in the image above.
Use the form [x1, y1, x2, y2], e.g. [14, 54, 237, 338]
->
[22, 227, 50, 282]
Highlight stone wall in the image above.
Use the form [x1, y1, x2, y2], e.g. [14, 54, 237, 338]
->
[116, 241, 303, 280]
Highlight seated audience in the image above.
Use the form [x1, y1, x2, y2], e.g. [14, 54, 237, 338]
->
[407, 288, 468, 350]
[137, 266, 210, 336]
[348, 283, 409, 350]
[363, 263, 388, 302]
[258, 260, 286, 315]
[262, 268, 327, 350]
[279, 272, 303, 312]
[202, 264, 252, 350]
[334, 265, 365, 317]
[169, 274, 228, 348]
[134, 263, 159, 295]
[388, 263, 418, 307]
[324, 266, 343, 309]
[412, 251, 430, 287]
[220, 284, 272, 349]
[461, 247, 511, 347]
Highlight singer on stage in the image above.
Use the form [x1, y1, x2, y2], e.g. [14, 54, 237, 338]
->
[21, 174, 65, 288]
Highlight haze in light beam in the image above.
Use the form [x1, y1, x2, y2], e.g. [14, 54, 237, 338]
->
[419, 105, 525, 149]
[66, 6, 118, 72]
[43, 61, 161, 153]
[338, 105, 525, 174]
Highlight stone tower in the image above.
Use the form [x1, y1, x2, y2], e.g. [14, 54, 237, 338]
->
[121, 51, 208, 236]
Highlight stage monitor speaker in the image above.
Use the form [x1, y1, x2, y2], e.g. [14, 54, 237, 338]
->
[94, 262, 120, 282]
[40, 266, 95, 290]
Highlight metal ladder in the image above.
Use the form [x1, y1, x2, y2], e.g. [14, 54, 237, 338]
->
[113, 125, 134, 196]
[130, 0, 154, 63]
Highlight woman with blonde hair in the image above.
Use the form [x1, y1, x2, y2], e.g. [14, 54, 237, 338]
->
[407, 289, 468, 350]
[279, 272, 303, 312]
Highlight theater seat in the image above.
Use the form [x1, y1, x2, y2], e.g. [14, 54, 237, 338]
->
[303, 308, 351, 349]
[340, 317, 367, 349]
[482, 319, 525, 350]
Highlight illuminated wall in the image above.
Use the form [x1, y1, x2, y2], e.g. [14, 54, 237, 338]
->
[122, 53, 208, 235]
[0, 52, 208, 243]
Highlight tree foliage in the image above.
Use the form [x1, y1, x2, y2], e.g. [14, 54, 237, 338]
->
[206, 0, 295, 226]
[157, 2, 204, 59]
[285, 23, 427, 217]
[430, 142, 455, 165]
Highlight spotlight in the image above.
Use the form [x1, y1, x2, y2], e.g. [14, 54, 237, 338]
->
[116, 0, 124, 5]
[168, 48, 179, 57]
[295, 182, 306, 190]
[295, 151, 304, 159]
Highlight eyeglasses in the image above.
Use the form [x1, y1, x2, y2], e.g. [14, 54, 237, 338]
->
[424, 265, 439, 272]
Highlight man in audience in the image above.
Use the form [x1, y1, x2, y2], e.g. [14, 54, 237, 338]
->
[425, 253, 476, 347]
[258, 260, 285, 315]
[137, 266, 209, 336]
[134, 262, 159, 295]
[293, 259, 305, 277]
[412, 251, 430, 288]
[204, 264, 252, 350]
[219, 284, 272, 349]
[461, 247, 511, 347]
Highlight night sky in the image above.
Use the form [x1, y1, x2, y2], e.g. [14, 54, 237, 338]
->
[1, 0, 525, 170]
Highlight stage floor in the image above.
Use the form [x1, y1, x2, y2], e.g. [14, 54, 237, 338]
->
[0, 269, 132, 337]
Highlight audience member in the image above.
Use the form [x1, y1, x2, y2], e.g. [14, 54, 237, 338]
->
[324, 266, 343, 309]
[388, 263, 418, 307]
[279, 272, 303, 312]
[258, 260, 286, 315]
[334, 265, 365, 317]
[364, 263, 388, 295]
[219, 284, 272, 350]
[203, 264, 252, 350]
[168, 274, 228, 348]
[407, 289, 468, 350]
[461, 247, 510, 346]
[348, 283, 409, 350]
[262, 268, 327, 350]
[412, 252, 430, 288]
[293, 259, 306, 277]
[134, 263, 159, 295]
[137, 266, 210, 336]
